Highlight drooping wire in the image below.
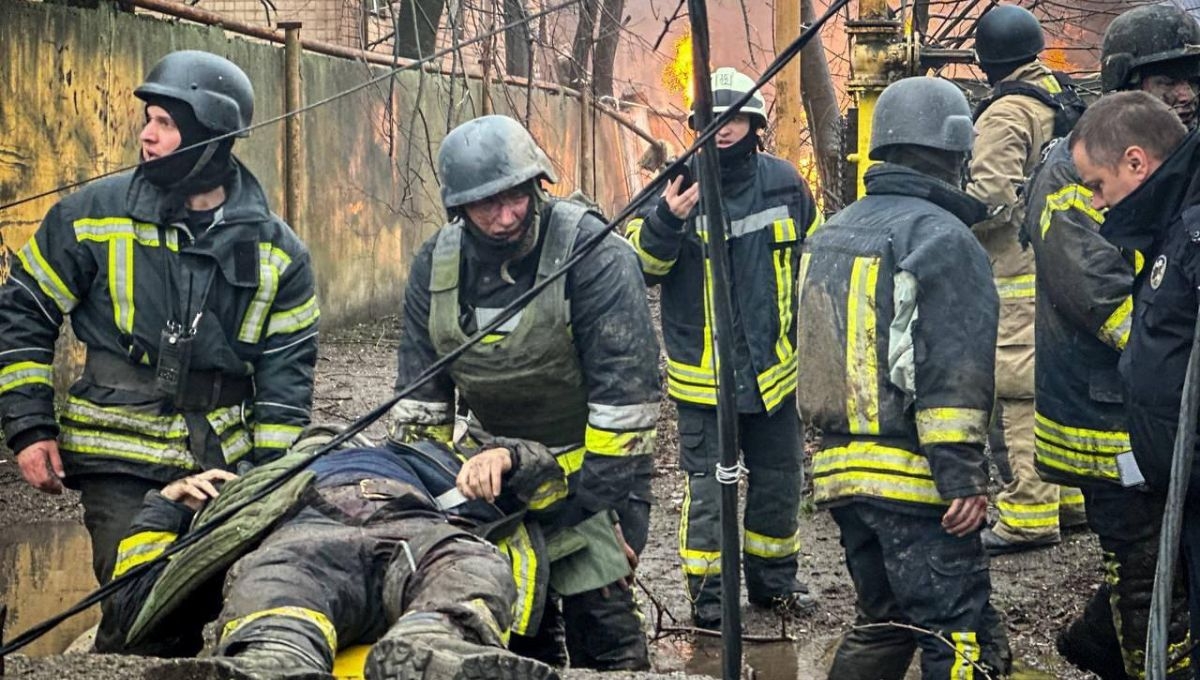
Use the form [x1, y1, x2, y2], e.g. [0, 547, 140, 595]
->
[0, 0, 851, 655]
[0, 0, 583, 215]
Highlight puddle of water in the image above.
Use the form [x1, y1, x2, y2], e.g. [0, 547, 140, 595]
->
[0, 522, 99, 656]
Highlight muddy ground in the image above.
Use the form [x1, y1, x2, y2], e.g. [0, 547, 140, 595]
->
[0, 314, 1102, 679]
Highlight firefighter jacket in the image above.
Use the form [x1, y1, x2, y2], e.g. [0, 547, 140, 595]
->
[625, 150, 820, 414]
[1101, 130, 1200, 494]
[103, 437, 565, 653]
[797, 164, 998, 513]
[1025, 138, 1138, 487]
[967, 60, 1059, 398]
[391, 199, 661, 533]
[0, 163, 318, 483]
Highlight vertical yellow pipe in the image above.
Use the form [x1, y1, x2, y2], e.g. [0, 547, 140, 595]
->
[855, 91, 876, 199]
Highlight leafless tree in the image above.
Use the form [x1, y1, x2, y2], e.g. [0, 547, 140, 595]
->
[504, 0, 533, 77]
[394, 0, 446, 59]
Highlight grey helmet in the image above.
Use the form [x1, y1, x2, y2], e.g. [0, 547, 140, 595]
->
[437, 115, 558, 209]
[869, 77, 974, 160]
[974, 4, 1045, 67]
[1101, 5, 1200, 92]
[135, 50, 254, 137]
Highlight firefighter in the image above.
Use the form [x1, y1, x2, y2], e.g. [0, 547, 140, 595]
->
[1022, 7, 1200, 676]
[798, 76, 1010, 679]
[0, 51, 318, 590]
[625, 66, 822, 629]
[1078, 92, 1200, 671]
[389, 115, 660, 670]
[97, 427, 564, 680]
[968, 4, 1087, 554]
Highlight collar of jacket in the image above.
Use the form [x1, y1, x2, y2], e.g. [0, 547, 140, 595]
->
[864, 163, 988, 225]
[1101, 129, 1200, 252]
[998, 59, 1054, 87]
[125, 155, 273, 228]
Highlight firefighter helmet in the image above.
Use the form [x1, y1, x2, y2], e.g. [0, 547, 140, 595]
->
[974, 4, 1045, 66]
[1101, 5, 1200, 92]
[437, 115, 558, 209]
[689, 67, 768, 129]
[135, 50, 254, 137]
[869, 77, 974, 159]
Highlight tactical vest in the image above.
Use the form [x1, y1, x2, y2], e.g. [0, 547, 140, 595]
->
[428, 202, 590, 448]
[973, 71, 1088, 139]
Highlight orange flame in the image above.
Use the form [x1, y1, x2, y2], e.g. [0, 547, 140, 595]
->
[663, 32, 695, 108]
[1043, 47, 1077, 73]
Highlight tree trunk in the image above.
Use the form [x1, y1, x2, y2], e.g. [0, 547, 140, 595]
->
[504, 0, 532, 78]
[562, 0, 599, 88]
[591, 0, 625, 97]
[799, 0, 843, 209]
[395, 0, 446, 59]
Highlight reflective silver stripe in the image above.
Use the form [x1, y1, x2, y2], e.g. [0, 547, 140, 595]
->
[110, 236, 135, 333]
[696, 205, 791, 240]
[63, 395, 189, 439]
[60, 428, 196, 468]
[254, 424, 303, 450]
[0, 361, 53, 394]
[475, 308, 523, 334]
[267, 296, 320, 337]
[17, 239, 78, 313]
[389, 399, 454, 425]
[587, 402, 658, 430]
[744, 529, 801, 559]
[238, 245, 292, 343]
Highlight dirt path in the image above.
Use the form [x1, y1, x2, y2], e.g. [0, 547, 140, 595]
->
[0, 317, 1101, 679]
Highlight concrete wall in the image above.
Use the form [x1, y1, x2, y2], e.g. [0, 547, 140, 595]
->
[0, 0, 645, 328]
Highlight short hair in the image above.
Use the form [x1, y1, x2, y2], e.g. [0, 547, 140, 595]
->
[1070, 91, 1187, 167]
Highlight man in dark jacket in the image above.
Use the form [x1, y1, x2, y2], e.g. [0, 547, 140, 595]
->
[1023, 7, 1200, 676]
[1074, 91, 1200, 669]
[98, 428, 562, 680]
[626, 66, 821, 629]
[0, 51, 318, 590]
[797, 76, 1009, 679]
[391, 115, 660, 670]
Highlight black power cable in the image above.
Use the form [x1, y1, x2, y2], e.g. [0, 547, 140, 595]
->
[0, 0, 851, 655]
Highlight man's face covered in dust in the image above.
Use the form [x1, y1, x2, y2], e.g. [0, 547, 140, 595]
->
[1139, 62, 1200, 128]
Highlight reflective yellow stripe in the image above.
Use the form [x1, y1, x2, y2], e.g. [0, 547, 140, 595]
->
[626, 219, 675, 276]
[1099, 296, 1133, 351]
[744, 529, 800, 559]
[667, 379, 718, 405]
[17, 238, 78, 313]
[1040, 74, 1063, 94]
[995, 274, 1035, 299]
[813, 442, 946, 506]
[846, 258, 881, 435]
[393, 423, 455, 444]
[950, 631, 980, 680]
[680, 479, 720, 576]
[0, 361, 53, 394]
[254, 423, 303, 450]
[238, 245, 292, 343]
[113, 530, 176, 577]
[64, 395, 190, 438]
[74, 218, 172, 247]
[1040, 184, 1104, 239]
[498, 524, 538, 636]
[997, 499, 1060, 528]
[222, 606, 337, 654]
[585, 426, 655, 456]
[757, 355, 798, 412]
[267, 295, 320, 337]
[1034, 413, 1130, 453]
[527, 480, 569, 511]
[915, 407, 989, 446]
[771, 219, 797, 366]
[1033, 412, 1127, 481]
[555, 446, 586, 476]
[60, 427, 197, 469]
[1061, 488, 1085, 508]
[74, 218, 171, 334]
[805, 211, 825, 237]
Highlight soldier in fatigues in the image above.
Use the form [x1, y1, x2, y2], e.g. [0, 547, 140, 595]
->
[798, 77, 1009, 679]
[968, 5, 1086, 553]
[1023, 7, 1200, 676]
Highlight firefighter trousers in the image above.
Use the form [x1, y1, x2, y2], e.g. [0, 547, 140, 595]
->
[828, 503, 1010, 680]
[990, 398, 1086, 541]
[507, 578, 649, 670]
[676, 402, 804, 621]
[215, 503, 513, 673]
[1061, 485, 1192, 679]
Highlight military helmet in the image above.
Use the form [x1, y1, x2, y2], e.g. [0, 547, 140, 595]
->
[974, 4, 1045, 66]
[869, 77, 974, 159]
[437, 115, 558, 209]
[1101, 5, 1200, 92]
[689, 67, 768, 129]
[135, 50, 254, 137]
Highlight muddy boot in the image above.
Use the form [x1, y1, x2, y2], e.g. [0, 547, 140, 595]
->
[145, 655, 334, 680]
[366, 613, 560, 680]
[1056, 585, 1130, 680]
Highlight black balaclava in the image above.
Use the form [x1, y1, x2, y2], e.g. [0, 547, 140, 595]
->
[878, 145, 967, 187]
[982, 56, 1036, 86]
[717, 120, 761, 180]
[141, 96, 236, 196]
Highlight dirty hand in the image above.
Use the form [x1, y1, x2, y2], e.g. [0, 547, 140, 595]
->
[942, 494, 988, 537]
[456, 447, 513, 503]
[16, 439, 65, 494]
[663, 174, 701, 219]
[161, 469, 238, 512]
[614, 522, 638, 589]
